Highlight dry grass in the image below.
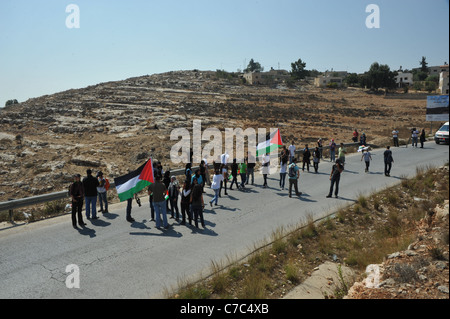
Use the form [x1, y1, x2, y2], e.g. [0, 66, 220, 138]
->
[169, 164, 449, 299]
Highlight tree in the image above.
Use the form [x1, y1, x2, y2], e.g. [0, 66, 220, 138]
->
[425, 74, 439, 84]
[290, 58, 310, 80]
[413, 81, 423, 92]
[345, 73, 360, 87]
[425, 81, 437, 93]
[244, 59, 264, 73]
[5, 99, 18, 107]
[420, 56, 428, 73]
[413, 69, 428, 81]
[308, 69, 321, 77]
[365, 62, 397, 91]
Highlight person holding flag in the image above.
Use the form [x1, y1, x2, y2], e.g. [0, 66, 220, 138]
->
[114, 158, 155, 223]
[257, 129, 283, 188]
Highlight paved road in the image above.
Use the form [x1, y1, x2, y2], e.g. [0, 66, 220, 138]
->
[0, 141, 448, 299]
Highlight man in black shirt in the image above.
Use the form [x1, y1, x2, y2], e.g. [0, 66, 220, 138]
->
[383, 146, 394, 176]
[82, 169, 100, 220]
[302, 145, 311, 172]
[69, 174, 86, 228]
[326, 159, 344, 198]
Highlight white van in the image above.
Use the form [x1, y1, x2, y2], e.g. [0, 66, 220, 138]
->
[434, 122, 449, 144]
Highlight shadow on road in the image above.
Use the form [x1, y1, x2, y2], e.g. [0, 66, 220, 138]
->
[129, 227, 183, 238]
[76, 226, 96, 238]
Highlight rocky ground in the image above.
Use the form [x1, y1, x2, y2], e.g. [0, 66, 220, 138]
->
[0, 70, 429, 204]
[346, 199, 449, 299]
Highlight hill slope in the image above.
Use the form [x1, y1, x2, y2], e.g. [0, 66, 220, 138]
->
[0, 70, 428, 202]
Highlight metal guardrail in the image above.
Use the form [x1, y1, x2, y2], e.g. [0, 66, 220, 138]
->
[0, 142, 365, 214]
[0, 166, 188, 212]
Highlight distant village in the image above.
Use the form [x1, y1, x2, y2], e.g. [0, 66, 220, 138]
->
[241, 63, 449, 95]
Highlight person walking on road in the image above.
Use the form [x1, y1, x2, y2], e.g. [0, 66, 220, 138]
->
[262, 153, 270, 188]
[288, 159, 302, 197]
[180, 180, 192, 225]
[361, 149, 372, 173]
[338, 143, 347, 166]
[246, 154, 255, 185]
[326, 159, 344, 198]
[313, 147, 321, 173]
[302, 145, 311, 172]
[191, 178, 205, 229]
[69, 174, 86, 228]
[384, 145, 394, 177]
[210, 169, 224, 207]
[279, 152, 288, 190]
[229, 159, 239, 190]
[239, 159, 247, 189]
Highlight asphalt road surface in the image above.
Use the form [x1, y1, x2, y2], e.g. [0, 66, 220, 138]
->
[0, 141, 448, 299]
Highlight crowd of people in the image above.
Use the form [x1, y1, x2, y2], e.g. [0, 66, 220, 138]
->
[68, 126, 429, 231]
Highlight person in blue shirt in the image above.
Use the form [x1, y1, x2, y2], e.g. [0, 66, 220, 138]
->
[288, 158, 302, 198]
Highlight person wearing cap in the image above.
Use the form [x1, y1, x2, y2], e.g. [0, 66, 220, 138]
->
[82, 169, 99, 220]
[329, 139, 337, 162]
[96, 171, 109, 214]
[69, 174, 86, 228]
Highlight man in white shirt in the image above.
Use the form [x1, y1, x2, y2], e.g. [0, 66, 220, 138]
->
[220, 152, 229, 165]
[392, 129, 399, 147]
[411, 128, 419, 148]
[261, 153, 270, 188]
[288, 141, 296, 163]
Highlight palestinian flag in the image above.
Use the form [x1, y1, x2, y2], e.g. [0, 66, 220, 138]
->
[114, 158, 154, 202]
[256, 129, 283, 156]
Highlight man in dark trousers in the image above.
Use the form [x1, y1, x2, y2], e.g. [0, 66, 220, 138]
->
[82, 169, 99, 220]
[69, 174, 86, 228]
[302, 145, 311, 172]
[326, 159, 344, 198]
[384, 145, 394, 176]
[126, 194, 140, 223]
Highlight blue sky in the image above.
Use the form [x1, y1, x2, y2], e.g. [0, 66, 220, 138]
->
[0, 0, 448, 105]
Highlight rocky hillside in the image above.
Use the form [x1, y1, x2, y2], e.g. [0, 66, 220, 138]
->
[346, 199, 449, 299]
[0, 70, 427, 202]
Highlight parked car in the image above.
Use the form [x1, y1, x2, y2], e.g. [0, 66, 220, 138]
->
[434, 122, 449, 144]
